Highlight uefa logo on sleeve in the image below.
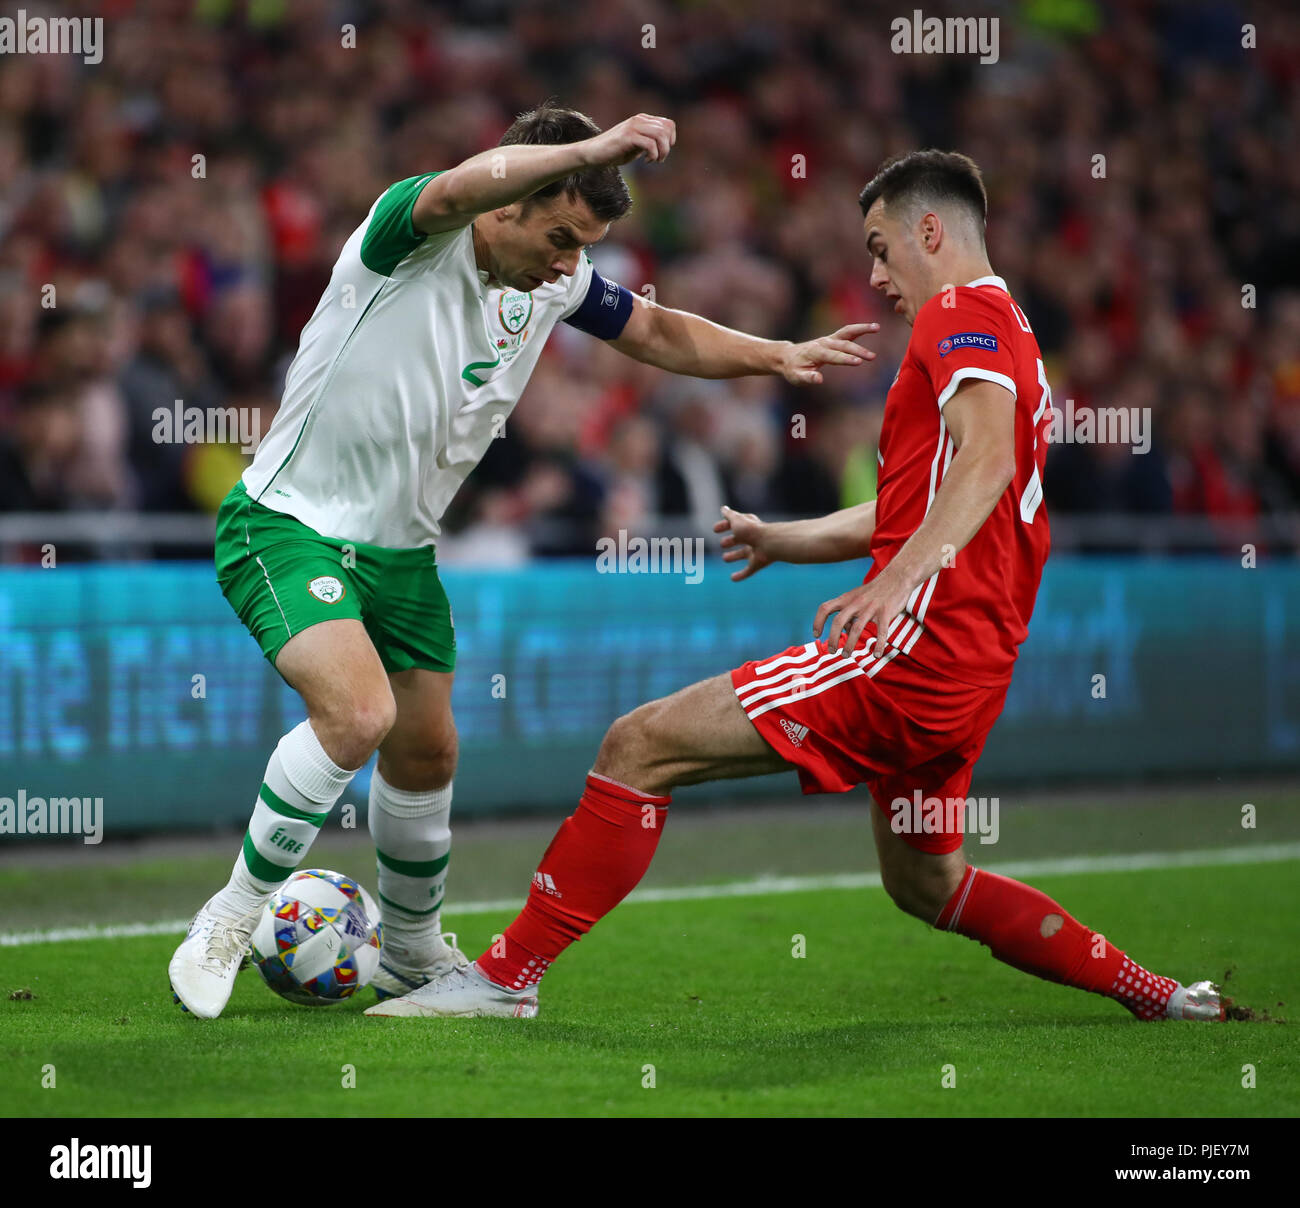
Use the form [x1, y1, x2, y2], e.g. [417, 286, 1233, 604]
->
[938, 332, 997, 358]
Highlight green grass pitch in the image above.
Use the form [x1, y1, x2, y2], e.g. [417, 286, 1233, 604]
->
[2, 853, 1295, 1118]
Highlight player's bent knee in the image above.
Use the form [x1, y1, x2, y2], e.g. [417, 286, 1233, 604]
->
[880, 871, 923, 920]
[382, 728, 458, 790]
[883, 860, 966, 924]
[885, 882, 940, 923]
[313, 692, 397, 769]
[594, 710, 640, 768]
[354, 697, 399, 751]
[594, 707, 659, 787]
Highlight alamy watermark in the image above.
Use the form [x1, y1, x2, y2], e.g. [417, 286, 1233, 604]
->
[50, 1140, 151, 1189]
[890, 10, 999, 65]
[152, 401, 261, 454]
[596, 530, 705, 584]
[1046, 397, 1151, 455]
[890, 790, 999, 845]
[0, 10, 102, 65]
[0, 789, 103, 844]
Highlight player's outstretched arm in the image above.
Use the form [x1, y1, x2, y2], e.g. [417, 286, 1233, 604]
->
[715, 503, 877, 580]
[411, 114, 676, 234]
[813, 378, 1015, 654]
[611, 300, 879, 383]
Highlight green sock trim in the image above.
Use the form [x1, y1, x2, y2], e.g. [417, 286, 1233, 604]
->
[259, 782, 328, 826]
[375, 847, 450, 878]
[377, 890, 443, 918]
[242, 831, 293, 884]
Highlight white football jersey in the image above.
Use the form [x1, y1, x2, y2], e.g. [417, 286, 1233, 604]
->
[242, 173, 594, 548]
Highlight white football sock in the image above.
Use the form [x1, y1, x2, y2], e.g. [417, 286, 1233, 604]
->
[210, 720, 358, 919]
[368, 770, 453, 966]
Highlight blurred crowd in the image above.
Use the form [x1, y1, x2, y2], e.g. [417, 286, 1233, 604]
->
[2, 0, 1299, 560]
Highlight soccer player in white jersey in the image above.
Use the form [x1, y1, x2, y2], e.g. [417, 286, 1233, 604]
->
[168, 105, 878, 1018]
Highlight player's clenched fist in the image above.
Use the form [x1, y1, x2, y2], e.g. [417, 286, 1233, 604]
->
[583, 114, 676, 166]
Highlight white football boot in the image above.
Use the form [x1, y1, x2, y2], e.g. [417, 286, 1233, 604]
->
[1165, 979, 1226, 1021]
[168, 898, 264, 1019]
[370, 931, 471, 1000]
[365, 960, 539, 1019]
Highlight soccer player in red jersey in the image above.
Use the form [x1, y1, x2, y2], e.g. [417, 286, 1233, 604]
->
[368, 151, 1225, 1023]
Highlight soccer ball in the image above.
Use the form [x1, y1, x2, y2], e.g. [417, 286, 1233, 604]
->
[248, 868, 383, 1006]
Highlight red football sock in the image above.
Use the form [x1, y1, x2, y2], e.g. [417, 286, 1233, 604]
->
[476, 772, 670, 991]
[936, 867, 1179, 1020]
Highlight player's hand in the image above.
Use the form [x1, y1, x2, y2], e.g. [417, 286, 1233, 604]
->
[584, 114, 676, 167]
[779, 323, 879, 386]
[714, 505, 773, 581]
[813, 569, 912, 657]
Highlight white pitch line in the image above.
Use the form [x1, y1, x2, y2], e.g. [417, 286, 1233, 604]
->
[3, 841, 1299, 949]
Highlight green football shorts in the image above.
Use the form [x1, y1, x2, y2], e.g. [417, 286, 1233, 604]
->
[214, 480, 456, 673]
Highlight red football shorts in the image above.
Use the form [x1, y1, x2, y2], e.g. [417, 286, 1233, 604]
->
[730, 637, 1009, 854]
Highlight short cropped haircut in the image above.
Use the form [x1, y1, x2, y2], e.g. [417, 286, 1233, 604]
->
[858, 149, 987, 239]
[499, 104, 633, 223]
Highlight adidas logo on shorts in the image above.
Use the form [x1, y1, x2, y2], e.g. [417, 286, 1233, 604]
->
[779, 719, 810, 747]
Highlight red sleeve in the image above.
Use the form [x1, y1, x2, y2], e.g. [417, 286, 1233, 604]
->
[911, 290, 1018, 411]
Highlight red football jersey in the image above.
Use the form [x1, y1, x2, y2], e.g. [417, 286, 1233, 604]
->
[866, 276, 1052, 687]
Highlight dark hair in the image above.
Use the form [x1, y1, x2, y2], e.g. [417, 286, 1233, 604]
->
[499, 104, 632, 223]
[858, 149, 987, 237]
